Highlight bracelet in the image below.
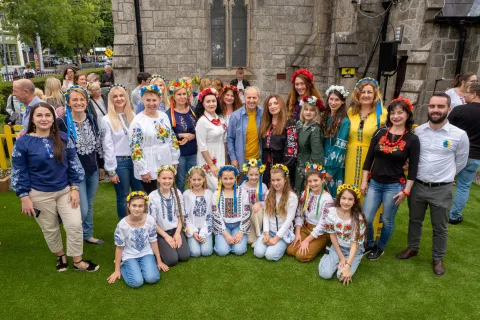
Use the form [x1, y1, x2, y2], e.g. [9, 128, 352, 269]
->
[402, 189, 410, 196]
[71, 186, 79, 191]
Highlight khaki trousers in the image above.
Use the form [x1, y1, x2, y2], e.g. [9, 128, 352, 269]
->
[29, 187, 83, 257]
[286, 223, 330, 262]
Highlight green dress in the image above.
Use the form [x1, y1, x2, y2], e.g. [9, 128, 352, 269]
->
[295, 121, 324, 194]
[323, 116, 350, 198]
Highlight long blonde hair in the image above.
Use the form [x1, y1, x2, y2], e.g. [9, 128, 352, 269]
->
[349, 81, 382, 115]
[44, 77, 63, 102]
[107, 87, 135, 132]
[264, 168, 291, 218]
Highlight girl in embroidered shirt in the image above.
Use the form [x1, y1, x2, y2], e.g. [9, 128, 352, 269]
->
[287, 164, 334, 262]
[108, 192, 169, 288]
[212, 165, 250, 256]
[240, 158, 268, 247]
[184, 166, 214, 257]
[148, 165, 190, 266]
[254, 164, 298, 261]
[318, 185, 366, 285]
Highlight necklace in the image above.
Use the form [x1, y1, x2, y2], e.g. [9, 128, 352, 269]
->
[378, 127, 407, 154]
[158, 189, 176, 222]
[203, 114, 221, 126]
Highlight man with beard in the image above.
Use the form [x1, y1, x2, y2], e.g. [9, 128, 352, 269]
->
[448, 83, 480, 225]
[397, 93, 469, 276]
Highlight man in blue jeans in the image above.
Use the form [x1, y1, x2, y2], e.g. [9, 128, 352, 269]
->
[448, 83, 480, 224]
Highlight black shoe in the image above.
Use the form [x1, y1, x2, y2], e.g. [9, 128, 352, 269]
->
[363, 245, 376, 256]
[448, 217, 463, 225]
[367, 247, 384, 260]
[74, 260, 100, 272]
[56, 254, 68, 272]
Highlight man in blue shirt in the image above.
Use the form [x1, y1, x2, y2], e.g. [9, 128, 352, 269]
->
[12, 79, 44, 133]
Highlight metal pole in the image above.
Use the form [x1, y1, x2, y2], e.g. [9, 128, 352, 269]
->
[134, 0, 144, 72]
[36, 33, 44, 71]
[2, 30, 8, 75]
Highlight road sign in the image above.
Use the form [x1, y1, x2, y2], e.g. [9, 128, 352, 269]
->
[340, 67, 355, 78]
[105, 48, 113, 57]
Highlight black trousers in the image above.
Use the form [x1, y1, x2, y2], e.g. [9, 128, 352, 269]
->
[157, 228, 190, 266]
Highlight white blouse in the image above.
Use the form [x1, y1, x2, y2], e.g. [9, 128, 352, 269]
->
[114, 215, 157, 261]
[183, 189, 214, 238]
[148, 188, 185, 232]
[294, 191, 334, 238]
[240, 182, 268, 205]
[324, 207, 366, 247]
[129, 112, 180, 180]
[445, 88, 466, 110]
[263, 191, 298, 243]
[101, 113, 132, 174]
[212, 187, 251, 235]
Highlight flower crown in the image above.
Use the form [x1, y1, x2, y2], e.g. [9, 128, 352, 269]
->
[109, 83, 127, 93]
[148, 74, 165, 83]
[391, 97, 414, 111]
[242, 158, 266, 174]
[355, 77, 379, 89]
[140, 85, 162, 97]
[305, 163, 326, 176]
[156, 165, 177, 176]
[191, 76, 200, 85]
[218, 165, 239, 178]
[188, 166, 207, 176]
[64, 85, 90, 103]
[272, 164, 289, 176]
[198, 88, 219, 103]
[291, 69, 314, 84]
[220, 84, 239, 96]
[300, 95, 325, 112]
[169, 78, 192, 96]
[337, 184, 361, 199]
[126, 191, 149, 204]
[325, 85, 349, 100]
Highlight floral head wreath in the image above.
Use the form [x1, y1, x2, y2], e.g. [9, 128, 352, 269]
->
[305, 163, 326, 176]
[337, 184, 361, 199]
[220, 85, 239, 96]
[188, 166, 207, 176]
[64, 85, 90, 103]
[191, 76, 200, 85]
[301, 163, 327, 218]
[140, 84, 162, 97]
[291, 68, 314, 84]
[126, 191, 149, 204]
[300, 95, 325, 112]
[198, 88, 219, 103]
[325, 85, 349, 100]
[148, 74, 165, 83]
[272, 164, 289, 176]
[355, 77, 379, 89]
[169, 78, 192, 96]
[108, 83, 127, 93]
[217, 165, 239, 178]
[64, 85, 90, 141]
[217, 165, 239, 214]
[391, 97, 414, 111]
[242, 158, 266, 174]
[156, 165, 177, 176]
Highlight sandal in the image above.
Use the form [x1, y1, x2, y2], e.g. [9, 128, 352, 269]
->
[56, 254, 68, 272]
[73, 259, 100, 272]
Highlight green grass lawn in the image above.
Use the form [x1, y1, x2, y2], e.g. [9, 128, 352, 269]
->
[1, 183, 479, 319]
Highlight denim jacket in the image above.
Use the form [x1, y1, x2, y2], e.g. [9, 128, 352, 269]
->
[226, 105, 263, 167]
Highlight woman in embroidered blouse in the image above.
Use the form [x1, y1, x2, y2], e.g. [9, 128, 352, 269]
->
[102, 84, 143, 219]
[344, 77, 387, 188]
[58, 85, 104, 245]
[135, 75, 169, 114]
[321, 86, 351, 198]
[260, 94, 298, 186]
[129, 85, 180, 194]
[360, 98, 420, 260]
[167, 78, 197, 192]
[294, 96, 324, 194]
[11, 102, 99, 272]
[195, 88, 226, 191]
[286, 68, 323, 121]
[219, 84, 242, 129]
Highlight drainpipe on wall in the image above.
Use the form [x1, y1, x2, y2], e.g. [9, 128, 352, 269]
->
[134, 0, 144, 72]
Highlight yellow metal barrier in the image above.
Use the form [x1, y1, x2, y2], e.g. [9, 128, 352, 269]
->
[0, 125, 22, 169]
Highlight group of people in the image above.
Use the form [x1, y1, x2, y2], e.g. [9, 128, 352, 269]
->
[8, 66, 478, 288]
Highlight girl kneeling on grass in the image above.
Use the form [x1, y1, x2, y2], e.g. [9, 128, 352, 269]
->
[287, 164, 334, 262]
[254, 164, 298, 261]
[213, 165, 251, 256]
[149, 165, 190, 266]
[318, 184, 366, 285]
[184, 166, 214, 257]
[108, 191, 169, 288]
[240, 158, 268, 247]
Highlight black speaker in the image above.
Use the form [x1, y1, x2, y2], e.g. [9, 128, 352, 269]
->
[379, 41, 398, 72]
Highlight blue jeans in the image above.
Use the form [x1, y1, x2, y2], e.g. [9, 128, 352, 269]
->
[113, 157, 144, 219]
[450, 158, 480, 220]
[363, 179, 403, 249]
[253, 231, 288, 261]
[188, 234, 213, 257]
[176, 154, 197, 192]
[120, 254, 160, 288]
[319, 245, 363, 280]
[214, 222, 247, 256]
[79, 170, 99, 240]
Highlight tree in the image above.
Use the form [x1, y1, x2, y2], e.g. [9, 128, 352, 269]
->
[97, 0, 113, 47]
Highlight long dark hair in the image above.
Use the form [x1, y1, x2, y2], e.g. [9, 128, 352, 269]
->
[386, 100, 414, 132]
[453, 72, 475, 88]
[334, 189, 366, 242]
[260, 94, 288, 137]
[27, 102, 64, 162]
[62, 67, 76, 80]
[320, 90, 348, 138]
[195, 93, 222, 118]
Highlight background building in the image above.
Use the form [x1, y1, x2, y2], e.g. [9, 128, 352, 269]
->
[112, 0, 480, 122]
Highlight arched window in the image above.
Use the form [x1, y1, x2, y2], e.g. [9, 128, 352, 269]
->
[231, 0, 247, 67]
[210, 0, 226, 67]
